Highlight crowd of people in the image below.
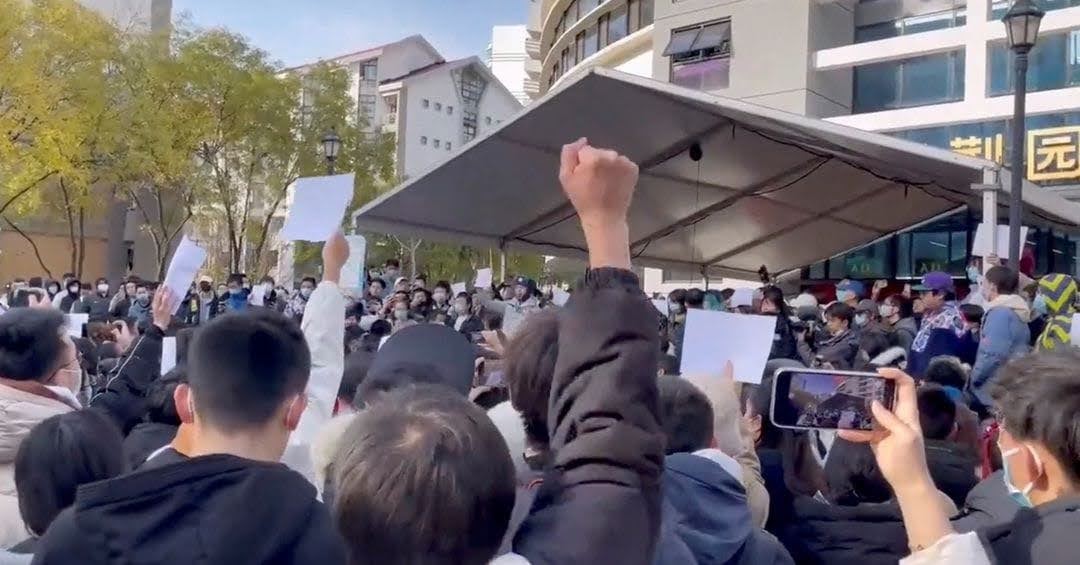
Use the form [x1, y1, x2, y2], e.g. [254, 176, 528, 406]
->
[0, 139, 1076, 564]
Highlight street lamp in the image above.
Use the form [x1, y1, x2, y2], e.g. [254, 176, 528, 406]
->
[321, 128, 342, 175]
[1002, 0, 1044, 270]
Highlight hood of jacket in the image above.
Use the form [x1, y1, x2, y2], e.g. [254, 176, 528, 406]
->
[0, 382, 77, 463]
[985, 293, 1031, 323]
[656, 452, 791, 565]
[40, 454, 344, 563]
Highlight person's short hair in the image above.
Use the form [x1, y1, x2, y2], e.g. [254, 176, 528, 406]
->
[340, 348, 376, 405]
[414, 274, 427, 283]
[300, 277, 317, 287]
[959, 303, 984, 324]
[384, 259, 400, 269]
[503, 309, 559, 446]
[87, 321, 114, 345]
[15, 410, 124, 536]
[61, 272, 75, 281]
[455, 291, 473, 306]
[985, 266, 1020, 295]
[668, 288, 687, 306]
[885, 294, 914, 318]
[824, 302, 854, 325]
[187, 309, 311, 430]
[917, 385, 957, 441]
[990, 350, 1080, 485]
[369, 319, 392, 337]
[684, 288, 706, 308]
[0, 308, 68, 382]
[146, 366, 187, 426]
[658, 376, 715, 455]
[369, 278, 385, 290]
[332, 385, 515, 565]
[924, 356, 967, 390]
[354, 361, 444, 408]
[434, 281, 451, 293]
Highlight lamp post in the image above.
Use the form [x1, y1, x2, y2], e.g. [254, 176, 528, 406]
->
[321, 128, 342, 175]
[1002, 0, 1044, 270]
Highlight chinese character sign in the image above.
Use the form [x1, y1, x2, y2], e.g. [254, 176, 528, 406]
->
[1028, 127, 1080, 182]
[950, 134, 1003, 163]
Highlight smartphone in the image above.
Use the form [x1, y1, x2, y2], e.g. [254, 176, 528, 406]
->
[770, 367, 896, 432]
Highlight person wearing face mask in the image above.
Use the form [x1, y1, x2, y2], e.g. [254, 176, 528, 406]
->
[963, 258, 988, 308]
[43, 280, 62, 303]
[797, 302, 859, 370]
[391, 297, 416, 333]
[84, 278, 113, 323]
[222, 276, 250, 313]
[283, 277, 318, 322]
[1032, 273, 1078, 352]
[183, 276, 219, 326]
[379, 259, 401, 296]
[52, 279, 88, 315]
[409, 288, 432, 321]
[878, 295, 918, 356]
[430, 281, 452, 319]
[451, 292, 483, 335]
[969, 266, 1030, 414]
[839, 354, 1080, 565]
[108, 279, 138, 319]
[759, 286, 798, 362]
[126, 284, 155, 330]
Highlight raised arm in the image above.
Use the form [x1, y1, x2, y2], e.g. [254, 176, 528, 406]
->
[515, 139, 664, 565]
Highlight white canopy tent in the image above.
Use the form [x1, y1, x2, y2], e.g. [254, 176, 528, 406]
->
[354, 68, 1080, 279]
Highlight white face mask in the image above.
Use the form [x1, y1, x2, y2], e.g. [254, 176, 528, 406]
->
[879, 304, 896, 318]
[854, 313, 869, 327]
[300, 287, 313, 299]
[97, 284, 109, 294]
[999, 441, 1043, 508]
[394, 309, 409, 321]
[433, 291, 447, 303]
[454, 303, 469, 315]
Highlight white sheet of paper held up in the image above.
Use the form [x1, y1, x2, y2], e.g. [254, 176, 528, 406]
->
[163, 236, 208, 315]
[679, 309, 777, 384]
[161, 336, 177, 375]
[552, 288, 570, 307]
[65, 314, 89, 338]
[279, 173, 356, 242]
[475, 268, 493, 290]
[972, 223, 1029, 260]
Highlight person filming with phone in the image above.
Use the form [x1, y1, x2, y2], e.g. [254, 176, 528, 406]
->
[838, 352, 1080, 565]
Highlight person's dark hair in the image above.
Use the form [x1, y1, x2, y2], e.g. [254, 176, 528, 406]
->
[384, 259, 400, 269]
[824, 302, 854, 325]
[434, 281, 451, 294]
[886, 294, 914, 318]
[414, 274, 427, 284]
[340, 348, 376, 406]
[369, 278, 385, 290]
[187, 309, 311, 429]
[924, 356, 967, 390]
[87, 322, 114, 345]
[657, 376, 714, 455]
[504, 309, 559, 447]
[917, 385, 957, 441]
[61, 272, 75, 281]
[369, 319, 392, 338]
[300, 277, 317, 287]
[354, 362, 444, 408]
[684, 288, 706, 309]
[14, 410, 125, 536]
[393, 290, 409, 302]
[481, 308, 503, 331]
[0, 308, 68, 382]
[959, 303, 985, 324]
[668, 288, 687, 307]
[985, 266, 1020, 295]
[332, 385, 515, 565]
[990, 350, 1080, 485]
[28, 277, 43, 288]
[456, 292, 473, 307]
[761, 285, 791, 317]
[146, 366, 187, 426]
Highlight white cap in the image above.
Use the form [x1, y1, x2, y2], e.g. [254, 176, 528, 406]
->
[789, 293, 819, 310]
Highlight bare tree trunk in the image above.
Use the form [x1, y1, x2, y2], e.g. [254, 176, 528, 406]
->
[59, 179, 78, 275]
[1, 216, 54, 278]
[76, 206, 86, 278]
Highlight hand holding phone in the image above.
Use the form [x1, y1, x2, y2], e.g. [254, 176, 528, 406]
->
[770, 367, 896, 432]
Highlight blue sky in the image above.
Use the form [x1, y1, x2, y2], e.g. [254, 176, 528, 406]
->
[172, 0, 529, 67]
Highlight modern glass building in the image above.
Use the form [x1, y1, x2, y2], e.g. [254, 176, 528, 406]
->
[525, 0, 1080, 290]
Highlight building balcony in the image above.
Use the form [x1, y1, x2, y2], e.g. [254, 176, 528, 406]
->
[525, 57, 541, 75]
[526, 35, 541, 58]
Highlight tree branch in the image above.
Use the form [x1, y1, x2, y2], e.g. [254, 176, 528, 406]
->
[1, 215, 54, 278]
[0, 170, 58, 216]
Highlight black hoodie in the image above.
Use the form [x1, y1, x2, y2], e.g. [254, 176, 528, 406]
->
[32, 454, 346, 565]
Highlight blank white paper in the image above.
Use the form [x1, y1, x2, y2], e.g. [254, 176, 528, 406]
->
[163, 236, 208, 315]
[680, 309, 777, 384]
[278, 173, 356, 242]
[972, 223, 1029, 260]
[475, 268, 493, 290]
[64, 314, 89, 338]
[161, 336, 177, 375]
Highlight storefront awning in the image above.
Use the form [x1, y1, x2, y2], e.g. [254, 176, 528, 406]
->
[353, 68, 1080, 279]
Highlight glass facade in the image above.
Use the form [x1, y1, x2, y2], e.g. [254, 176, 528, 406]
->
[548, 1, 655, 84]
[990, 0, 1080, 19]
[855, 4, 967, 43]
[853, 51, 965, 113]
[666, 20, 732, 91]
[987, 30, 1080, 96]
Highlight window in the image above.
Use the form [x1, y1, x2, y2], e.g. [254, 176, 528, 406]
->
[422, 99, 430, 108]
[991, 0, 1080, 19]
[447, 105, 454, 115]
[629, 0, 641, 32]
[435, 102, 442, 111]
[581, 0, 601, 14]
[362, 62, 378, 81]
[608, 5, 628, 44]
[599, 14, 609, 46]
[666, 21, 733, 91]
[460, 68, 486, 105]
[855, 5, 967, 43]
[584, 25, 599, 59]
[853, 51, 965, 113]
[463, 109, 478, 141]
[434, 139, 441, 148]
[446, 142, 452, 151]
[988, 31, 1080, 96]
[420, 136, 428, 145]
[566, 0, 579, 25]
[575, 31, 586, 63]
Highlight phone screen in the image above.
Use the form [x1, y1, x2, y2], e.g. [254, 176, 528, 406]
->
[771, 369, 895, 431]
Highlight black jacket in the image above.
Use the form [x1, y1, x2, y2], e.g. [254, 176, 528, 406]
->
[88, 325, 164, 435]
[453, 315, 484, 335]
[980, 495, 1080, 565]
[513, 268, 664, 565]
[769, 315, 799, 361]
[122, 422, 178, 469]
[32, 453, 346, 565]
[85, 293, 112, 323]
[952, 470, 1019, 533]
[778, 497, 908, 565]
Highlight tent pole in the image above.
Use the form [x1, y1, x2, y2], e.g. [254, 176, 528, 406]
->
[499, 248, 507, 282]
[702, 266, 710, 291]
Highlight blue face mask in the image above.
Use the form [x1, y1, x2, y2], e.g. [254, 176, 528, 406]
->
[967, 266, 982, 284]
[999, 442, 1042, 508]
[1032, 294, 1048, 316]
